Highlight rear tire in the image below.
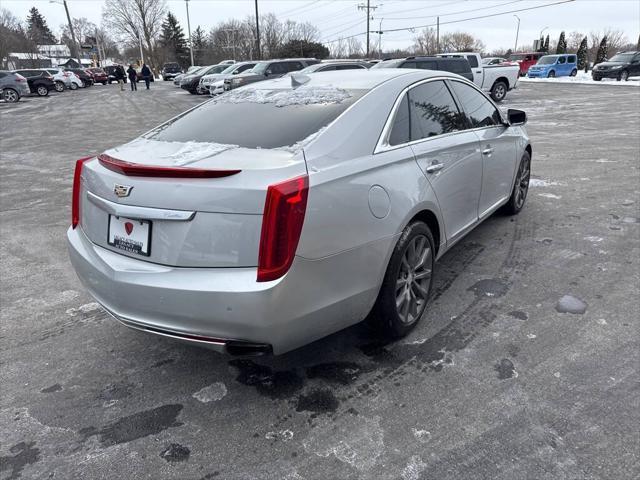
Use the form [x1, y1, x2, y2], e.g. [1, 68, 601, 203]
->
[490, 81, 508, 102]
[54, 81, 65, 92]
[70, 82, 78, 90]
[570, 69, 577, 77]
[619, 70, 629, 81]
[2, 88, 20, 103]
[547, 70, 556, 78]
[502, 151, 531, 215]
[369, 221, 435, 338]
[36, 85, 49, 96]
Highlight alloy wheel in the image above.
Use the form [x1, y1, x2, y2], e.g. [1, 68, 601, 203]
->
[514, 156, 530, 210]
[621, 70, 629, 81]
[37, 86, 48, 96]
[3, 89, 19, 103]
[494, 84, 506, 100]
[395, 235, 433, 325]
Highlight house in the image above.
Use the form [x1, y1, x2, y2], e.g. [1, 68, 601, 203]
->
[5, 53, 52, 70]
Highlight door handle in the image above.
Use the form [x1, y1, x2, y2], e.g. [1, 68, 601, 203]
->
[482, 148, 493, 156]
[425, 163, 444, 173]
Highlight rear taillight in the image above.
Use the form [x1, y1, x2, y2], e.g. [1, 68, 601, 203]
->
[72, 156, 93, 229]
[257, 175, 309, 282]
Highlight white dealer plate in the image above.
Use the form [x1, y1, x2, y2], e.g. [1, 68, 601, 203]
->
[108, 215, 151, 256]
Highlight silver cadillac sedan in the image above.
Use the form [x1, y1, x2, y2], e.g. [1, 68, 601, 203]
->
[67, 69, 531, 355]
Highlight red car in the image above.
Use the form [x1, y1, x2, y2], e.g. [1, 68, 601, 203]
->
[509, 52, 545, 76]
[86, 68, 109, 85]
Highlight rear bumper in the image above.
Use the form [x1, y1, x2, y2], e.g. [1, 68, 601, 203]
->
[67, 227, 390, 354]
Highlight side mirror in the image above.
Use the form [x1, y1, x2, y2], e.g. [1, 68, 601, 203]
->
[507, 109, 527, 126]
[264, 69, 272, 76]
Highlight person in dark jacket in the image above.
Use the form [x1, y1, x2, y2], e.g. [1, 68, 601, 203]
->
[141, 63, 152, 89]
[127, 65, 137, 91]
[115, 65, 126, 91]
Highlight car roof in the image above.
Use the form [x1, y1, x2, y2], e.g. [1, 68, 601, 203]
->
[240, 68, 459, 91]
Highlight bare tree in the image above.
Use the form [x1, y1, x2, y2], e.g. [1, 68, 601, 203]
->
[566, 31, 584, 52]
[589, 28, 627, 60]
[412, 27, 438, 55]
[329, 37, 347, 58]
[102, 0, 166, 68]
[440, 31, 485, 53]
[346, 37, 363, 58]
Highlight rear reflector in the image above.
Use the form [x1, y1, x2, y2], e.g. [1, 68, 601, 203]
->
[257, 175, 309, 282]
[98, 153, 241, 178]
[72, 156, 93, 229]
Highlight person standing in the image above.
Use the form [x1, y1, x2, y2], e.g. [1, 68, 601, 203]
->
[115, 65, 126, 91]
[127, 65, 137, 91]
[141, 63, 152, 90]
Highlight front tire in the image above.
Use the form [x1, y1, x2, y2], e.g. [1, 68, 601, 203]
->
[490, 81, 507, 102]
[2, 88, 20, 103]
[502, 151, 531, 215]
[70, 82, 78, 90]
[36, 85, 49, 96]
[619, 70, 629, 81]
[54, 81, 65, 92]
[370, 221, 435, 338]
[547, 70, 556, 78]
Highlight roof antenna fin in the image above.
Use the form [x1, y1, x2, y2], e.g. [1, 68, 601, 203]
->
[291, 73, 311, 88]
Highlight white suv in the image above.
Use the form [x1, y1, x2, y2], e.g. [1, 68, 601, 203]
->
[43, 68, 82, 91]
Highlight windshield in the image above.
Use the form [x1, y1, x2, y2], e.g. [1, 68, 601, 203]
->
[371, 59, 404, 69]
[204, 65, 228, 75]
[299, 64, 322, 73]
[147, 87, 365, 149]
[609, 53, 634, 63]
[251, 62, 270, 74]
[537, 56, 558, 65]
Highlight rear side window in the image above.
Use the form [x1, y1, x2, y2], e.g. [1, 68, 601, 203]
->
[0, 72, 6, 78]
[416, 61, 437, 70]
[567, 55, 576, 63]
[448, 81, 502, 128]
[388, 94, 410, 146]
[336, 64, 366, 70]
[442, 60, 470, 74]
[286, 62, 304, 72]
[408, 80, 465, 140]
[400, 62, 417, 69]
[466, 55, 479, 68]
[147, 87, 364, 149]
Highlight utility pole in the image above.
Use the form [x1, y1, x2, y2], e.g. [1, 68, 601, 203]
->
[358, 1, 378, 58]
[254, 0, 261, 60]
[436, 16, 440, 53]
[513, 15, 521, 52]
[377, 18, 383, 59]
[51, 0, 82, 67]
[185, 0, 194, 66]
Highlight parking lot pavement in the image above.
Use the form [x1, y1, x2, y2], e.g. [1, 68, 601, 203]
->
[1, 80, 638, 480]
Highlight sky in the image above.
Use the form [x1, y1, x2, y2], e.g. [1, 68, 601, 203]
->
[3, 0, 639, 52]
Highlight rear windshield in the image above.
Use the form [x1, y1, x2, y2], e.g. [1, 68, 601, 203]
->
[147, 87, 364, 149]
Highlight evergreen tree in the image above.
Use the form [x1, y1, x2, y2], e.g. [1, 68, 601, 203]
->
[191, 26, 206, 65]
[160, 12, 189, 67]
[26, 7, 56, 44]
[543, 35, 550, 53]
[576, 36, 588, 70]
[595, 36, 608, 64]
[505, 48, 512, 58]
[277, 40, 329, 59]
[555, 31, 567, 54]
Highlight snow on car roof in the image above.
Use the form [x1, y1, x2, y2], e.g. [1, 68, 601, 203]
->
[241, 68, 451, 92]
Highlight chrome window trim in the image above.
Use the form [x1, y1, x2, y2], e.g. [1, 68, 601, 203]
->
[374, 76, 504, 155]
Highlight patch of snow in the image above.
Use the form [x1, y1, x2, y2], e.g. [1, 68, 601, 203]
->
[595, 159, 617, 163]
[401, 456, 428, 480]
[584, 236, 604, 242]
[527, 333, 537, 339]
[265, 430, 294, 441]
[520, 71, 640, 86]
[529, 179, 565, 187]
[192, 382, 227, 403]
[596, 318, 608, 325]
[411, 428, 431, 443]
[66, 302, 101, 316]
[276, 126, 328, 154]
[537, 193, 562, 199]
[215, 86, 352, 107]
[162, 141, 239, 166]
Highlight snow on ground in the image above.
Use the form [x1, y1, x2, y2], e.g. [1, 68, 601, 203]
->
[520, 71, 640, 86]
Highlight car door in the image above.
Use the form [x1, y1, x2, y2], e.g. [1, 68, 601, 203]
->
[556, 56, 568, 75]
[630, 54, 640, 76]
[406, 80, 483, 241]
[448, 79, 518, 218]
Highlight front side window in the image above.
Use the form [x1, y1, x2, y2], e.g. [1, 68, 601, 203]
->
[558, 56, 567, 64]
[408, 80, 465, 140]
[448, 81, 502, 128]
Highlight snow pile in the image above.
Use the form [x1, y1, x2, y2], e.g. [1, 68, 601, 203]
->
[162, 141, 239, 166]
[215, 86, 352, 107]
[520, 71, 640, 86]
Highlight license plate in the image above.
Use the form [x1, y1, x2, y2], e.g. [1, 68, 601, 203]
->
[108, 215, 151, 256]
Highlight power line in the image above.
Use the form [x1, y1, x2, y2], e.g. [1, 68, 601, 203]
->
[380, 0, 524, 22]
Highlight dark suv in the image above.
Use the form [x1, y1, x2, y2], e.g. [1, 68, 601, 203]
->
[224, 58, 319, 91]
[162, 62, 182, 81]
[372, 56, 474, 82]
[13, 69, 56, 96]
[592, 51, 640, 81]
[104, 65, 127, 84]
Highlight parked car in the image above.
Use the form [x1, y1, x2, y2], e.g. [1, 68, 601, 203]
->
[298, 61, 370, 73]
[43, 68, 80, 91]
[181, 64, 229, 94]
[0, 71, 30, 102]
[219, 60, 236, 65]
[161, 62, 183, 81]
[224, 58, 319, 91]
[67, 69, 531, 355]
[199, 61, 257, 95]
[104, 65, 127, 84]
[373, 56, 475, 82]
[508, 52, 545, 76]
[435, 53, 520, 102]
[13, 69, 56, 96]
[87, 68, 109, 85]
[527, 54, 578, 78]
[482, 57, 509, 65]
[135, 65, 155, 83]
[65, 68, 94, 87]
[592, 51, 640, 81]
[173, 65, 203, 86]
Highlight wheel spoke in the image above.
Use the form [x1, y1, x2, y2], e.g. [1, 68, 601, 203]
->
[414, 268, 432, 281]
[412, 280, 429, 298]
[415, 245, 430, 269]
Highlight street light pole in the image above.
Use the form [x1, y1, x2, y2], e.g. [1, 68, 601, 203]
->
[185, 0, 194, 66]
[513, 15, 520, 52]
[50, 0, 82, 67]
[254, 0, 261, 60]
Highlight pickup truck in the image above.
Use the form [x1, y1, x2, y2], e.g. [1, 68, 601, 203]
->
[436, 52, 520, 102]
